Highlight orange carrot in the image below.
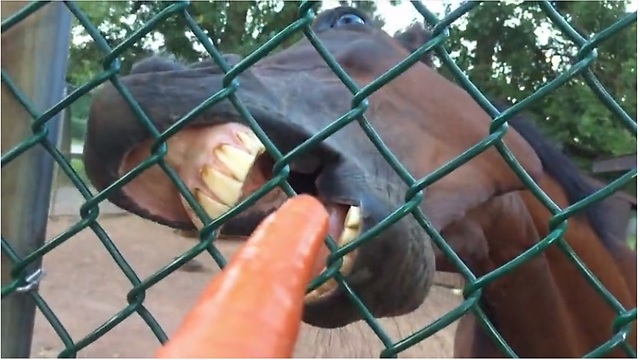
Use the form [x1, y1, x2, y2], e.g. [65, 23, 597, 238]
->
[155, 194, 329, 358]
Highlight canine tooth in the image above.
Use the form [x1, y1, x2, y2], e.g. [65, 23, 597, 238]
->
[344, 206, 361, 229]
[236, 131, 265, 155]
[195, 189, 231, 219]
[214, 144, 257, 181]
[201, 165, 243, 206]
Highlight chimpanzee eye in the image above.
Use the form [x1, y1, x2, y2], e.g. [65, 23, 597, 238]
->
[333, 13, 366, 27]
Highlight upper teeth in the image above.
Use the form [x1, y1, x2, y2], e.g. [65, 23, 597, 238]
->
[182, 130, 265, 227]
[196, 189, 231, 218]
[201, 165, 243, 207]
[214, 144, 260, 181]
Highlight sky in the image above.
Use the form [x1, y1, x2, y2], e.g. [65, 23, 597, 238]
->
[72, 1, 638, 50]
[321, 0, 638, 35]
[322, 0, 455, 33]
[318, 0, 636, 71]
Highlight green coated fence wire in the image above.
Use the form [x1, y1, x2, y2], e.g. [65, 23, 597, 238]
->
[1, 1, 636, 358]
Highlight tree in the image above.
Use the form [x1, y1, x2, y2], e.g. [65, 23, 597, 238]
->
[66, 1, 384, 144]
[425, 1, 636, 169]
[67, 1, 312, 84]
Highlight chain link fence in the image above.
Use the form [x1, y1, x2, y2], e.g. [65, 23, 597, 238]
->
[1, 1, 637, 358]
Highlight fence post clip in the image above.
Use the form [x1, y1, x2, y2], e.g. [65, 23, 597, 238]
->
[15, 268, 45, 293]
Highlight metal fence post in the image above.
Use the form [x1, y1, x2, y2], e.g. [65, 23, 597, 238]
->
[1, 2, 72, 358]
[48, 84, 73, 216]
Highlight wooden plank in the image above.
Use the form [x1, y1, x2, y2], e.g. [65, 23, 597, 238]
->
[592, 153, 637, 174]
[582, 174, 637, 207]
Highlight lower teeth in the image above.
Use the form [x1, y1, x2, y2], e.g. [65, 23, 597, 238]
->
[305, 205, 362, 302]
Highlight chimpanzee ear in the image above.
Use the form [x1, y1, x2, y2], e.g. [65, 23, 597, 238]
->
[393, 23, 435, 67]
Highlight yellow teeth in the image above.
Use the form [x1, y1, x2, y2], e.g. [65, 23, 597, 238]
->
[201, 165, 243, 207]
[305, 205, 362, 303]
[344, 206, 361, 229]
[201, 133, 264, 208]
[236, 131, 266, 155]
[180, 190, 230, 230]
[196, 189, 231, 219]
[339, 206, 362, 244]
[181, 131, 265, 230]
[214, 144, 258, 181]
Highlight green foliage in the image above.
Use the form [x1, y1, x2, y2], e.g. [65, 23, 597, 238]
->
[70, 157, 90, 185]
[66, 1, 328, 84]
[432, 1, 636, 166]
[67, 1, 311, 140]
[68, 93, 92, 140]
[66, 1, 369, 144]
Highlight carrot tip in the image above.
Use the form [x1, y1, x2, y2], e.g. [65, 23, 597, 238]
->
[155, 195, 330, 358]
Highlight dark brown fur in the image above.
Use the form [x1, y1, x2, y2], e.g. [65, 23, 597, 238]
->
[396, 23, 637, 358]
[83, 6, 636, 357]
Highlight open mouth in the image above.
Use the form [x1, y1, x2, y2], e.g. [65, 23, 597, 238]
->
[148, 122, 364, 304]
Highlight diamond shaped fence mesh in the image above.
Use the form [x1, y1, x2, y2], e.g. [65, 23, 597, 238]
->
[1, 1, 636, 358]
